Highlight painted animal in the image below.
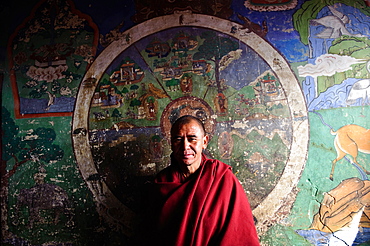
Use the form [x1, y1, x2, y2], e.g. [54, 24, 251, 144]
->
[346, 61, 370, 106]
[15, 183, 73, 228]
[310, 6, 364, 39]
[347, 79, 370, 106]
[237, 14, 268, 38]
[330, 124, 370, 180]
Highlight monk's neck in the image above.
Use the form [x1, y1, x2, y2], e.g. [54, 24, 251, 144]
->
[179, 160, 203, 178]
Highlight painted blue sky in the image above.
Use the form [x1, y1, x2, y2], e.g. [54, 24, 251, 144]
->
[230, 0, 309, 63]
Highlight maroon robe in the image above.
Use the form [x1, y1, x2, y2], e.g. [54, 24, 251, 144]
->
[150, 154, 260, 246]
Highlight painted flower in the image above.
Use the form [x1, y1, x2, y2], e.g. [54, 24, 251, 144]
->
[26, 65, 68, 82]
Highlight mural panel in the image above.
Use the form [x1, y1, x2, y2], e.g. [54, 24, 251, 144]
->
[288, 2, 370, 245]
[4, 0, 370, 245]
[72, 13, 308, 235]
[89, 26, 291, 210]
[8, 0, 98, 118]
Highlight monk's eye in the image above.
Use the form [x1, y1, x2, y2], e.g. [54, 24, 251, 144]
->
[174, 137, 182, 142]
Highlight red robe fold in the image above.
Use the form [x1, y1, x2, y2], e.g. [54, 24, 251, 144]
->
[150, 154, 260, 246]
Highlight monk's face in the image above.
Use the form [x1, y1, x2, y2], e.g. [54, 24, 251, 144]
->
[171, 120, 209, 170]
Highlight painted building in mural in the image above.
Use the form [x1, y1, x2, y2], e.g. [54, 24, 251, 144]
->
[1, 0, 369, 245]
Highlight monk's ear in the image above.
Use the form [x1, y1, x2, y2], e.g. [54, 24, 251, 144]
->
[203, 135, 209, 149]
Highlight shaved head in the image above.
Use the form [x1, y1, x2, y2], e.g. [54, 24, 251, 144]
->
[171, 115, 206, 137]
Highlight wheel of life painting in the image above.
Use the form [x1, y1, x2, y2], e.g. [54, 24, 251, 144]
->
[72, 13, 309, 235]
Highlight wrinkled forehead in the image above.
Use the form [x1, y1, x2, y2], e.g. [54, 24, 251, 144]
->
[170, 119, 205, 137]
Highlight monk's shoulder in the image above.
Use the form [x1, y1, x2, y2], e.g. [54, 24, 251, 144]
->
[205, 158, 231, 169]
[204, 158, 235, 178]
[155, 165, 177, 182]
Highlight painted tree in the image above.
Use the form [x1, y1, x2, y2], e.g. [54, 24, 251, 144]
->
[130, 84, 139, 92]
[1, 107, 64, 238]
[121, 87, 129, 99]
[193, 31, 239, 93]
[1, 107, 23, 238]
[130, 98, 141, 108]
[112, 108, 122, 120]
[165, 78, 180, 91]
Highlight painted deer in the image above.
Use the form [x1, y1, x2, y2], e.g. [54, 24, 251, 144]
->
[330, 124, 370, 180]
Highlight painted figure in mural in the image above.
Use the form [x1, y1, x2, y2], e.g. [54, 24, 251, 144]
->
[297, 177, 370, 245]
[142, 115, 260, 245]
[330, 124, 370, 180]
[14, 171, 73, 228]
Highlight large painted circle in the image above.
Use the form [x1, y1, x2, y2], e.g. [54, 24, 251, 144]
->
[72, 13, 309, 234]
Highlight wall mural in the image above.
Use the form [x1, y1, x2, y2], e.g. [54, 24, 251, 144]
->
[3, 0, 370, 245]
[290, 2, 370, 245]
[89, 27, 288, 209]
[244, 0, 298, 12]
[2, 0, 99, 243]
[8, 0, 98, 118]
[132, 0, 233, 23]
[72, 13, 308, 236]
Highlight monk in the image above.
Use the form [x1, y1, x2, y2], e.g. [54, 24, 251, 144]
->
[145, 115, 260, 246]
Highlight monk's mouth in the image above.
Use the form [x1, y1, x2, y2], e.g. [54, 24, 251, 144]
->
[183, 153, 194, 158]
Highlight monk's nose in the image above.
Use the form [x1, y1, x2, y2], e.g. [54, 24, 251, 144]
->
[183, 138, 191, 149]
